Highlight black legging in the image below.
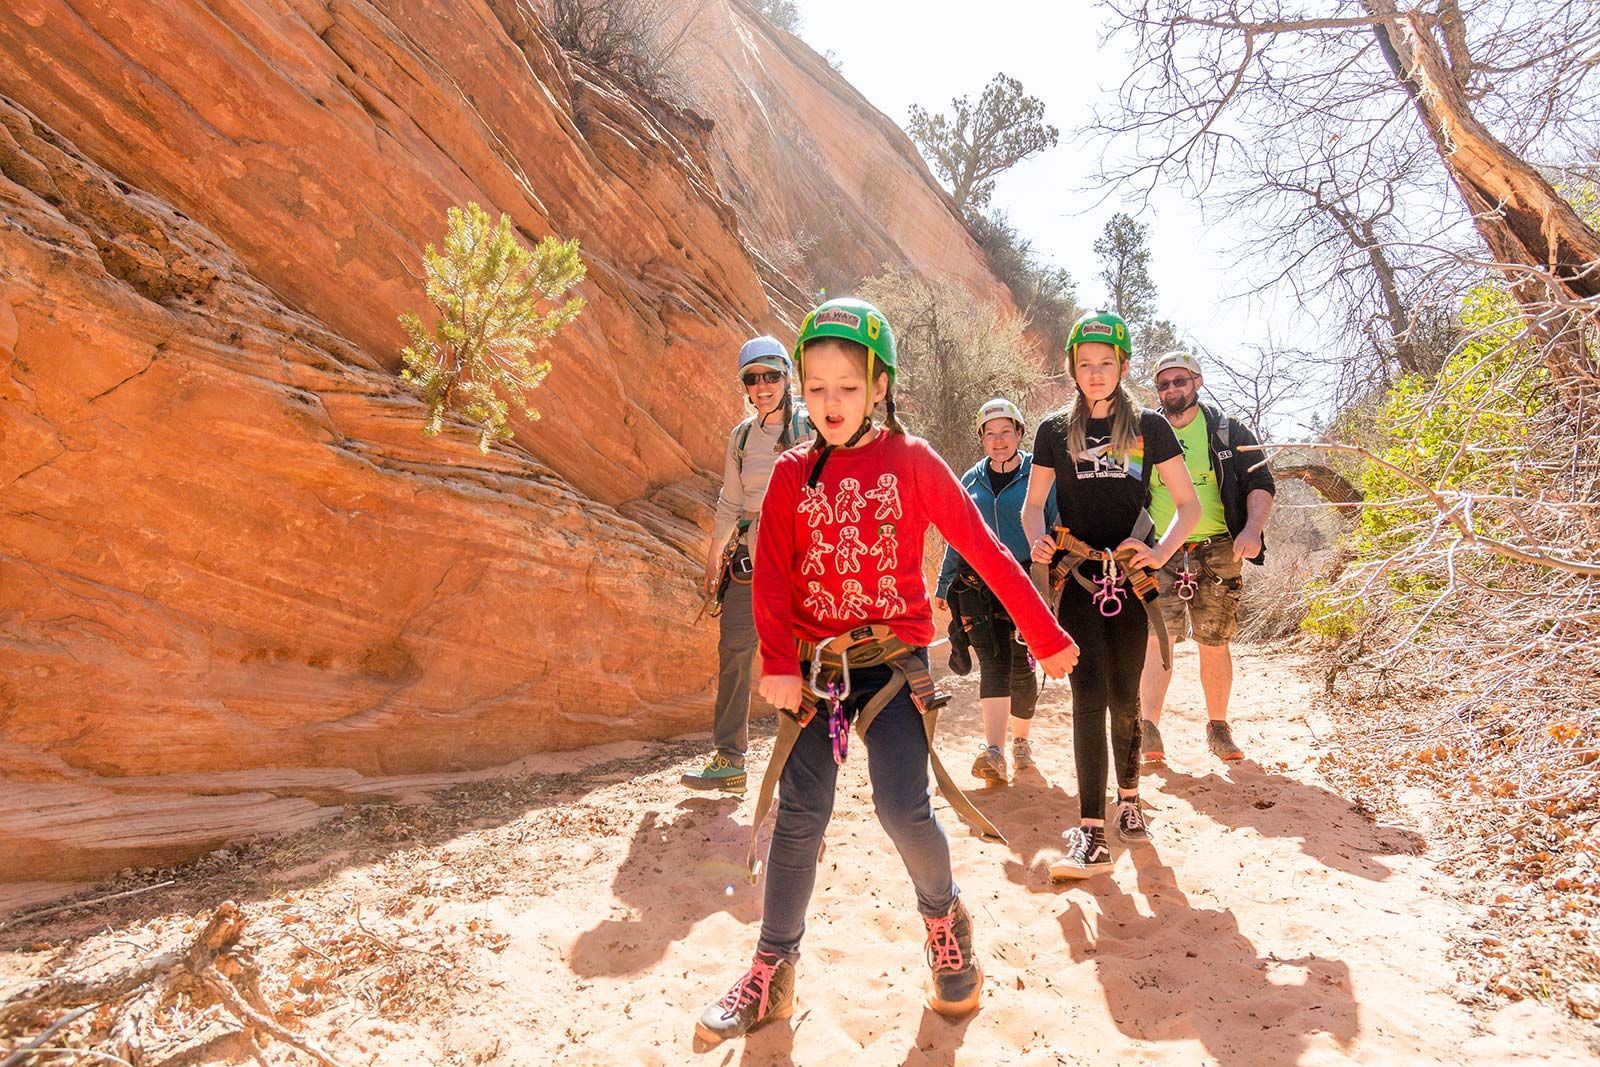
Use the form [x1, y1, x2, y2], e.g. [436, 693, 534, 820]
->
[973, 614, 1038, 719]
[1058, 576, 1147, 820]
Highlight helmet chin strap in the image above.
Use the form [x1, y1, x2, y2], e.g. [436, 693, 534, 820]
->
[807, 413, 874, 489]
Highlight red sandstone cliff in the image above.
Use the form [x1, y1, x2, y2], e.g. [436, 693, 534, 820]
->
[0, 0, 1027, 886]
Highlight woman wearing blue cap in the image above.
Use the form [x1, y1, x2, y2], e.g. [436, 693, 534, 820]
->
[682, 336, 812, 793]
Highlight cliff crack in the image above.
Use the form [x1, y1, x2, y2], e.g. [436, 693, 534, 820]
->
[86, 342, 164, 404]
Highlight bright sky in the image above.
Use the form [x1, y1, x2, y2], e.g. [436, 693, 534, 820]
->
[796, 0, 1329, 432]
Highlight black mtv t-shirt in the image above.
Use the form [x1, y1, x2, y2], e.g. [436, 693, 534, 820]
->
[1032, 409, 1182, 550]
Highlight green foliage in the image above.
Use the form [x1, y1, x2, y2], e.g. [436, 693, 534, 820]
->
[753, 0, 801, 33]
[1093, 212, 1157, 327]
[965, 208, 1081, 359]
[1301, 578, 1362, 639]
[907, 74, 1059, 214]
[400, 203, 586, 452]
[1300, 282, 1546, 637]
[1351, 284, 1543, 555]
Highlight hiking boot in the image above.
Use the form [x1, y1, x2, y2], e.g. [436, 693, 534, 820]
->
[1207, 720, 1244, 762]
[682, 753, 747, 794]
[970, 744, 1008, 785]
[1049, 826, 1114, 880]
[694, 950, 795, 1044]
[1114, 797, 1151, 844]
[1011, 736, 1036, 773]
[1141, 719, 1165, 765]
[923, 898, 983, 1016]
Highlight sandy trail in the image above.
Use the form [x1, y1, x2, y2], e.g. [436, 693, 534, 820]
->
[3, 647, 1594, 1065]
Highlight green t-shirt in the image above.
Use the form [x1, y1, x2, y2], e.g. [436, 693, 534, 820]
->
[1149, 413, 1229, 541]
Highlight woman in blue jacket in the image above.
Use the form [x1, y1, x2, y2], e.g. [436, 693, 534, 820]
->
[935, 398, 1058, 784]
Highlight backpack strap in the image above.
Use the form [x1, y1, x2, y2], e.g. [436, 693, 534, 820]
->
[790, 403, 811, 442]
[732, 415, 756, 474]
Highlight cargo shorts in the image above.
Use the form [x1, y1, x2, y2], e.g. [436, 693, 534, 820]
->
[1156, 536, 1244, 646]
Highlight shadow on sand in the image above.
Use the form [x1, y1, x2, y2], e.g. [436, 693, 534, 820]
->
[1056, 845, 1359, 1066]
[1153, 762, 1426, 881]
[570, 796, 761, 978]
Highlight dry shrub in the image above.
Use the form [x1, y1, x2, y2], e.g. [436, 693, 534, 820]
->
[1288, 283, 1600, 1007]
[1236, 479, 1344, 643]
[858, 267, 1041, 466]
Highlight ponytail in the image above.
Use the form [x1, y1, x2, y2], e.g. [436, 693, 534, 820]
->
[776, 389, 796, 451]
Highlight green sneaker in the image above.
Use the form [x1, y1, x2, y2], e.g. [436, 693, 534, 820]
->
[682, 753, 747, 794]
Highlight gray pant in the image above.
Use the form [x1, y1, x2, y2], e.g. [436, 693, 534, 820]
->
[713, 578, 758, 760]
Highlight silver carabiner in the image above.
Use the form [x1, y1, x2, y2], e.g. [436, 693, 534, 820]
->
[809, 635, 852, 701]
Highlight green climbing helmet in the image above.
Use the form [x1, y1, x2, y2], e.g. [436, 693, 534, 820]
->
[1066, 310, 1132, 366]
[793, 297, 897, 385]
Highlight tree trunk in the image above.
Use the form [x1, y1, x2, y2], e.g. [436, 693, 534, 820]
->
[1273, 462, 1364, 516]
[1366, 4, 1600, 395]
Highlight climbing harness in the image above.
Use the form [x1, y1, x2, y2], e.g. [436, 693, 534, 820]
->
[1092, 553, 1127, 617]
[1031, 524, 1172, 671]
[1174, 547, 1199, 602]
[810, 635, 855, 765]
[745, 625, 1006, 881]
[702, 512, 761, 622]
[1170, 535, 1242, 604]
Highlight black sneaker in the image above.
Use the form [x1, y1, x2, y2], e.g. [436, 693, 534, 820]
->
[923, 898, 983, 1016]
[694, 950, 795, 1044]
[1207, 720, 1244, 762]
[1049, 826, 1114, 880]
[1114, 797, 1152, 844]
[1141, 719, 1165, 765]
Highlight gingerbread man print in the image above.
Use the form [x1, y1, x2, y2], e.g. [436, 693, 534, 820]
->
[801, 530, 835, 576]
[834, 477, 867, 524]
[835, 526, 867, 574]
[875, 575, 906, 615]
[869, 522, 898, 571]
[865, 472, 901, 520]
[804, 581, 838, 621]
[799, 483, 835, 528]
[838, 579, 873, 620]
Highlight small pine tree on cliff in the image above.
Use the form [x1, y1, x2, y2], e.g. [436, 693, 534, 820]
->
[400, 203, 586, 452]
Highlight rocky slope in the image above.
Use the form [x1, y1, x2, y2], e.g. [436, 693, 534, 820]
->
[0, 0, 1025, 885]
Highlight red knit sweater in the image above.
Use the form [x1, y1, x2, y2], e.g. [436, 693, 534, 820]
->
[753, 431, 1075, 677]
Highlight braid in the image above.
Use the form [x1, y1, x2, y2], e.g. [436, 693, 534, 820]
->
[883, 385, 906, 436]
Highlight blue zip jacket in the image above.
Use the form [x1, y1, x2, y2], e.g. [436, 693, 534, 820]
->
[935, 450, 1056, 600]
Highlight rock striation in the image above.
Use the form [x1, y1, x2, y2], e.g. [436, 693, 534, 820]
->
[0, 0, 1027, 885]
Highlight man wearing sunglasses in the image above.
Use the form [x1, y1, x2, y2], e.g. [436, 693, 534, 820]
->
[1138, 352, 1275, 764]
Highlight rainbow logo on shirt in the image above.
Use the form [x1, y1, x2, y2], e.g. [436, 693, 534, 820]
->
[1126, 436, 1146, 482]
[1077, 435, 1145, 482]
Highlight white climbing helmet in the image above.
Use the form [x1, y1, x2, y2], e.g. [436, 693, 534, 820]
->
[975, 397, 1025, 437]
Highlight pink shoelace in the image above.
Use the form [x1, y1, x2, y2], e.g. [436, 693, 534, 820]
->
[720, 954, 780, 1017]
[924, 912, 965, 973]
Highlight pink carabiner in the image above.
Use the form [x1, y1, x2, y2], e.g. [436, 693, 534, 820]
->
[1094, 575, 1125, 617]
[826, 682, 848, 764]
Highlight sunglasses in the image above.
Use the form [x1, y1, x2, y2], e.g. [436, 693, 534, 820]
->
[742, 369, 786, 386]
[1156, 375, 1196, 392]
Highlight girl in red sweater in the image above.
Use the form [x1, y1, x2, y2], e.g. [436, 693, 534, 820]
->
[695, 298, 1078, 1044]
